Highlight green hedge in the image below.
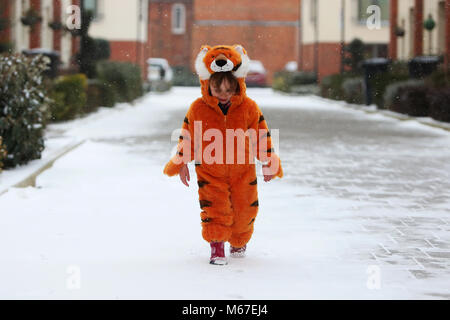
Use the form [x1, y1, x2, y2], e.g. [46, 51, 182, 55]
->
[0, 54, 47, 168]
[273, 71, 317, 93]
[428, 87, 450, 123]
[48, 74, 88, 122]
[172, 65, 198, 86]
[342, 77, 364, 104]
[320, 73, 351, 100]
[97, 61, 143, 103]
[85, 79, 116, 112]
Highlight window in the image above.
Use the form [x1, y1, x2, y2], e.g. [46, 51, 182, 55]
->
[172, 3, 186, 35]
[358, 0, 389, 23]
[83, 0, 99, 20]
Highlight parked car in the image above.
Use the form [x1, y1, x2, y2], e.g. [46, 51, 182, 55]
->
[284, 61, 298, 72]
[245, 60, 267, 87]
[146, 58, 173, 92]
[147, 58, 173, 82]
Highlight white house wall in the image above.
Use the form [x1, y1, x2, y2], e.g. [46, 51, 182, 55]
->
[88, 0, 148, 43]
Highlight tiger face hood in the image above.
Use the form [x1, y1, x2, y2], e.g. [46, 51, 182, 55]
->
[195, 44, 250, 111]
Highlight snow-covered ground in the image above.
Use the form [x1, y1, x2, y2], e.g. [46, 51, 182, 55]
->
[1, 87, 449, 299]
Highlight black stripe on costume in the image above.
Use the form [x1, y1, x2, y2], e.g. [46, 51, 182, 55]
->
[260, 131, 271, 139]
[259, 115, 265, 123]
[232, 62, 242, 71]
[197, 180, 210, 188]
[249, 179, 257, 185]
[250, 200, 259, 207]
[202, 218, 211, 223]
[178, 151, 183, 156]
[184, 117, 189, 125]
[266, 148, 274, 153]
[248, 218, 255, 225]
[200, 200, 212, 209]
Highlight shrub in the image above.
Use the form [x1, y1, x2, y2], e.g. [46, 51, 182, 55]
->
[320, 73, 351, 100]
[273, 71, 317, 93]
[85, 79, 116, 112]
[0, 54, 47, 168]
[428, 88, 450, 123]
[343, 38, 365, 75]
[389, 85, 430, 117]
[425, 66, 450, 89]
[0, 41, 13, 54]
[97, 61, 143, 103]
[77, 37, 111, 78]
[48, 74, 87, 122]
[172, 65, 198, 86]
[0, 136, 6, 173]
[383, 79, 425, 110]
[342, 77, 364, 104]
[369, 67, 410, 108]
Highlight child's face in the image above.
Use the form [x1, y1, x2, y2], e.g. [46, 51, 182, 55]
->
[210, 80, 235, 104]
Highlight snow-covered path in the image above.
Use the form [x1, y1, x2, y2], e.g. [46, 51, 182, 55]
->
[1, 87, 449, 299]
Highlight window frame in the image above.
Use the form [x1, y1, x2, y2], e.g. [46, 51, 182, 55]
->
[171, 3, 186, 35]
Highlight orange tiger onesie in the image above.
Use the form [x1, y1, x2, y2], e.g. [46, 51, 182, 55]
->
[163, 44, 283, 248]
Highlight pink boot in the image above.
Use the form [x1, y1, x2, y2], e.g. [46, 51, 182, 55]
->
[210, 242, 227, 265]
[230, 244, 246, 258]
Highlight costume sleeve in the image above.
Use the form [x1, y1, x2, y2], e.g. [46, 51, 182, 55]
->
[248, 102, 283, 179]
[163, 108, 196, 177]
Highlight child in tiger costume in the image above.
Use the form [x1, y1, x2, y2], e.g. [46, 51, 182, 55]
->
[163, 44, 283, 265]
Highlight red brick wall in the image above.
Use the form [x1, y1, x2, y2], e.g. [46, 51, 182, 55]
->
[194, 0, 300, 21]
[301, 43, 341, 81]
[53, 0, 62, 52]
[0, 0, 11, 43]
[148, 1, 193, 67]
[446, 0, 450, 66]
[192, 0, 300, 83]
[414, 0, 424, 56]
[389, 0, 398, 59]
[109, 40, 147, 78]
[30, 0, 42, 49]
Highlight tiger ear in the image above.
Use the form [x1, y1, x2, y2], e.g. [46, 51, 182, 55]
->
[233, 44, 247, 56]
[200, 45, 212, 53]
[195, 45, 212, 80]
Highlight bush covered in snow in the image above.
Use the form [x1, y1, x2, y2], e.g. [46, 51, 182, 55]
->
[0, 54, 47, 169]
[48, 74, 87, 122]
[96, 61, 143, 103]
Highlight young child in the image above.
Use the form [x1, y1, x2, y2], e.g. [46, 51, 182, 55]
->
[163, 44, 283, 265]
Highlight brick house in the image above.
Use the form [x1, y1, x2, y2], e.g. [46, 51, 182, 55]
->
[389, 0, 450, 65]
[299, 0, 390, 80]
[147, 0, 301, 84]
[0, 0, 81, 68]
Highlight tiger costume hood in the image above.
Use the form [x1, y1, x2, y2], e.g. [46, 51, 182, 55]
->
[195, 44, 250, 111]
